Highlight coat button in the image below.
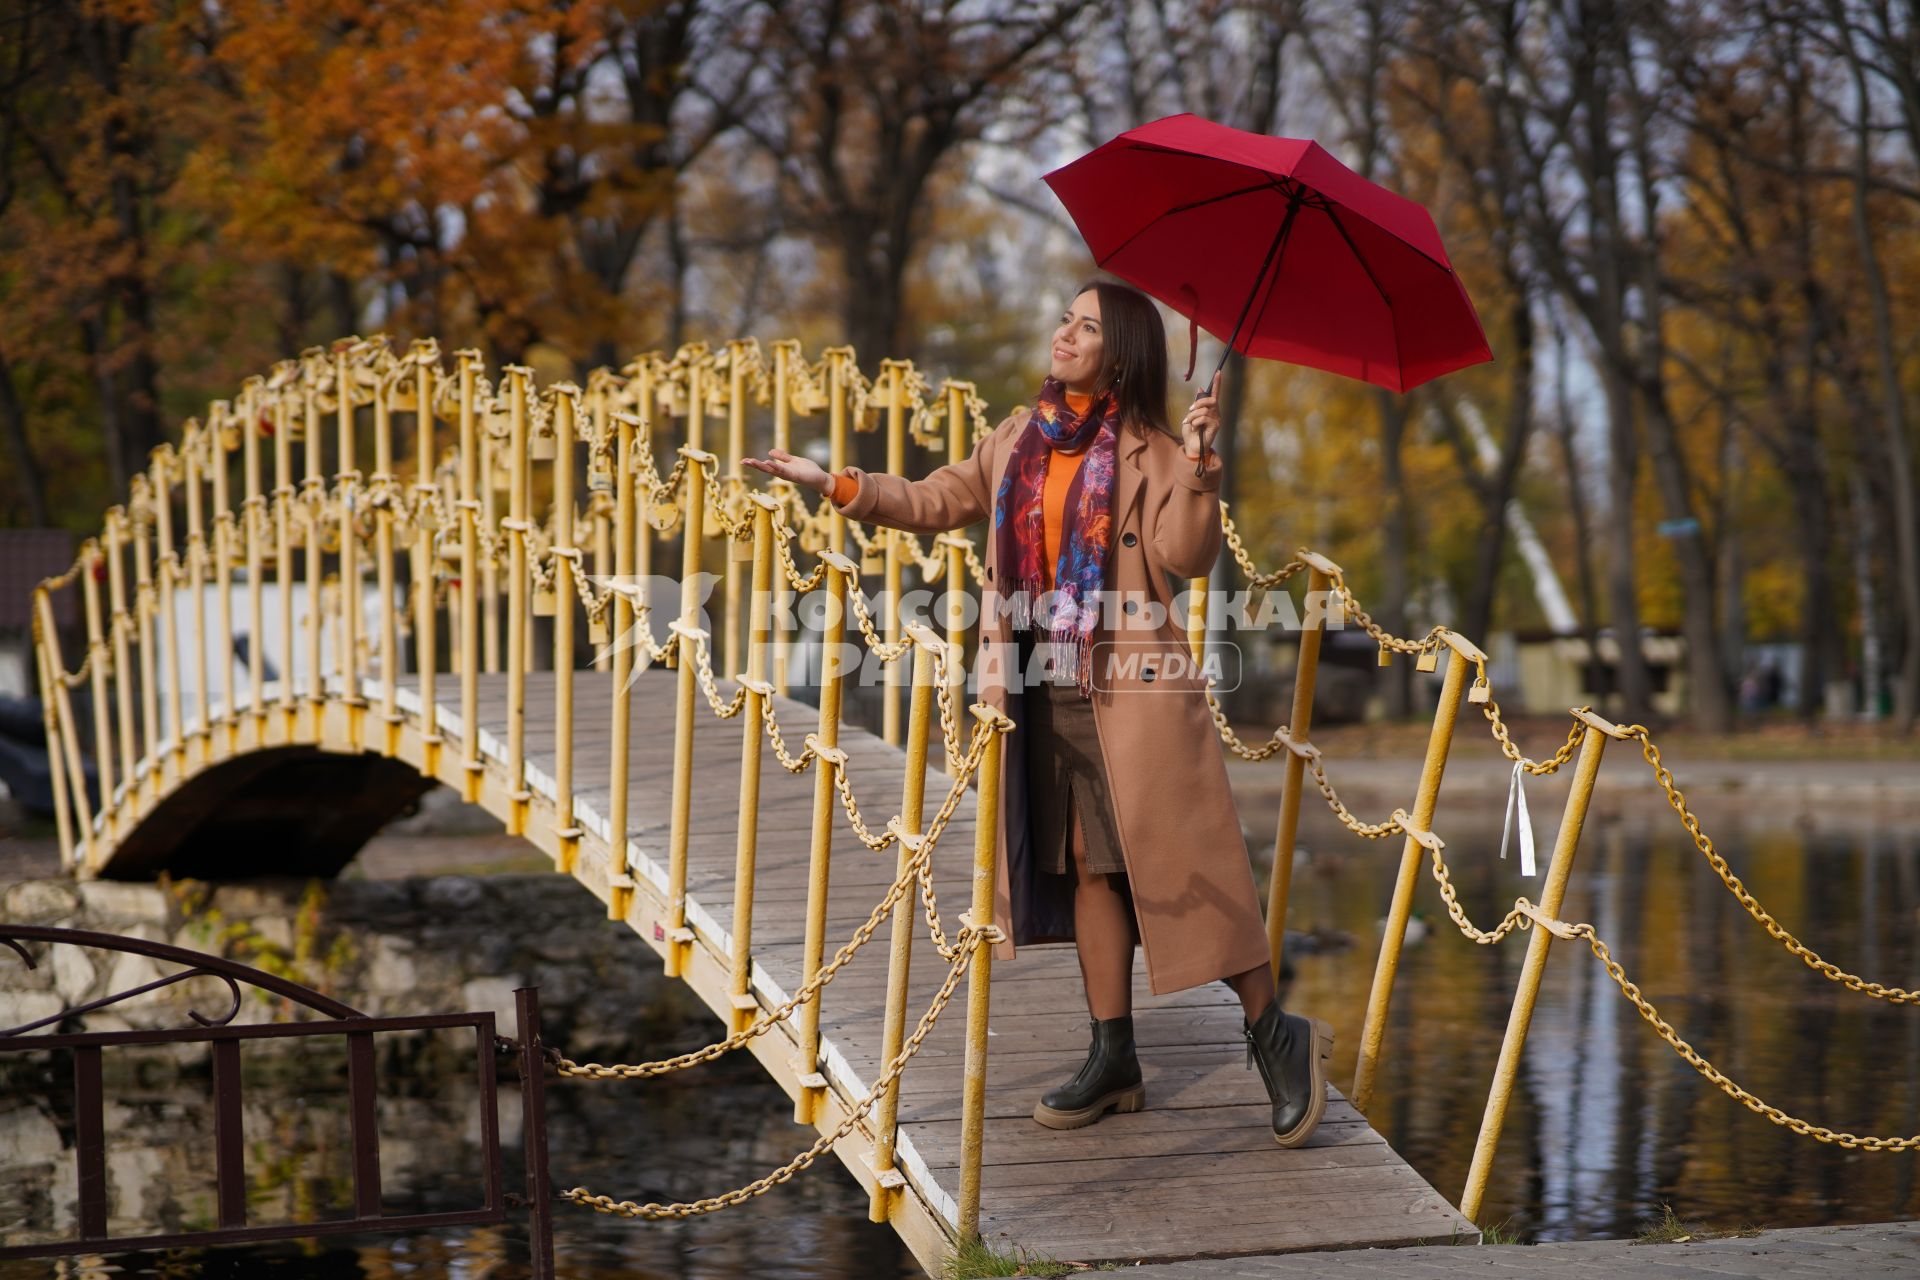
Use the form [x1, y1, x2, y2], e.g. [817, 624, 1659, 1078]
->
[1142, 665, 1156, 682]
[982, 634, 991, 648]
[986, 564, 993, 582]
[1121, 531, 1138, 547]
[1123, 600, 1138, 615]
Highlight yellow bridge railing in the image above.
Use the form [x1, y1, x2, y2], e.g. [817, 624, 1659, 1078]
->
[28, 333, 1919, 1260]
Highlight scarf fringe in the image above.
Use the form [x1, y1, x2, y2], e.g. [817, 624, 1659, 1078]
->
[1003, 576, 1100, 698]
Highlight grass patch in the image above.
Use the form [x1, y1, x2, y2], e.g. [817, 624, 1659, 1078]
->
[943, 1235, 1124, 1278]
[1631, 1202, 1763, 1245]
[1476, 1217, 1526, 1245]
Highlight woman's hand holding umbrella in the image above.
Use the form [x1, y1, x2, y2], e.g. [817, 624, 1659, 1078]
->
[1180, 369, 1223, 465]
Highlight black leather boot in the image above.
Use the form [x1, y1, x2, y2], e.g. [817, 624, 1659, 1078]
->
[1032, 1014, 1145, 1129]
[1243, 999, 1333, 1147]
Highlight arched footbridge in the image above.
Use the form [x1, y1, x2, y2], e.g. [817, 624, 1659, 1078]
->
[30, 337, 1909, 1273]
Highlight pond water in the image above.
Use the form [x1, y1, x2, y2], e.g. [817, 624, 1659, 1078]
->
[2, 805, 1917, 1275]
[1289, 802, 1920, 1244]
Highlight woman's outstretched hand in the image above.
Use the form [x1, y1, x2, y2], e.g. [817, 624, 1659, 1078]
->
[742, 447, 834, 497]
[1181, 369, 1222, 462]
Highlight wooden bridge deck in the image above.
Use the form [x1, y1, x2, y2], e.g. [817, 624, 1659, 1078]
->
[101, 668, 1477, 1270]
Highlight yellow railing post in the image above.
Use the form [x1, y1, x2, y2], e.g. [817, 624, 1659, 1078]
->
[504, 365, 533, 832]
[241, 379, 267, 738]
[882, 360, 907, 746]
[771, 341, 793, 697]
[1267, 551, 1338, 976]
[957, 702, 1007, 1243]
[588, 379, 614, 672]
[37, 589, 92, 866]
[633, 358, 656, 656]
[129, 478, 159, 796]
[663, 443, 713, 979]
[104, 509, 137, 799]
[870, 626, 939, 1223]
[943, 382, 969, 776]
[794, 549, 852, 1124]
[81, 540, 115, 828]
[151, 447, 185, 775]
[604, 404, 639, 924]
[184, 428, 212, 760]
[412, 348, 441, 768]
[32, 612, 74, 866]
[724, 339, 749, 685]
[457, 351, 483, 802]
[826, 348, 849, 554]
[1187, 573, 1206, 667]
[550, 386, 583, 871]
[333, 349, 365, 739]
[301, 380, 325, 740]
[1459, 709, 1626, 1223]
[373, 365, 400, 754]
[482, 427, 502, 675]
[273, 373, 297, 738]
[727, 495, 779, 1033]
[210, 403, 237, 749]
[1351, 628, 1484, 1113]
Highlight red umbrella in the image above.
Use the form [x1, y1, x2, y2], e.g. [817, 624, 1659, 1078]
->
[1041, 112, 1494, 472]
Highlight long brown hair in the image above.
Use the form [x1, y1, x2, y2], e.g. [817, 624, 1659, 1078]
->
[1070, 277, 1175, 440]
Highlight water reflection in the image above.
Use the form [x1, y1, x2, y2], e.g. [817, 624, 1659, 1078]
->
[1283, 805, 1920, 1242]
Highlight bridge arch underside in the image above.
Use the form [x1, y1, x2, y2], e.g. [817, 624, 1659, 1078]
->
[99, 745, 434, 881]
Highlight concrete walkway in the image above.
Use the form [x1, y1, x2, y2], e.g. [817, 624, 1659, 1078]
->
[1094, 1219, 1920, 1278]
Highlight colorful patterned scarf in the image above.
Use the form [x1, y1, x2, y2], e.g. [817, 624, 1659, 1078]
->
[991, 375, 1120, 698]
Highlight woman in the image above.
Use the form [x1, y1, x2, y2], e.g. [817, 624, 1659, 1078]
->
[742, 279, 1332, 1148]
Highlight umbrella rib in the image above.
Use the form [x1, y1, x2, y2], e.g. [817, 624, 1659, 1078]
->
[1321, 204, 1394, 307]
[1320, 203, 1402, 381]
[1239, 196, 1306, 358]
[1096, 178, 1290, 268]
[1219, 193, 1303, 364]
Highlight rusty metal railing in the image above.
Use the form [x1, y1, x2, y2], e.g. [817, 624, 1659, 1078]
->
[0, 924, 554, 1274]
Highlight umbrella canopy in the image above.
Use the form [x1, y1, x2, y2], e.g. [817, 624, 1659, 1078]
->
[1041, 112, 1493, 396]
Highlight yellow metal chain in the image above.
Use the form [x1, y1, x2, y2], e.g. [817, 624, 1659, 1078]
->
[757, 693, 819, 773]
[560, 930, 980, 1219]
[1418, 830, 1535, 945]
[549, 714, 996, 1082]
[1620, 723, 1920, 1005]
[830, 756, 899, 851]
[772, 517, 829, 592]
[1327, 576, 1447, 659]
[1481, 675, 1587, 775]
[681, 625, 748, 719]
[1219, 506, 1305, 589]
[1575, 920, 1920, 1149]
[1202, 684, 1291, 762]
[1304, 753, 1404, 839]
[845, 574, 914, 662]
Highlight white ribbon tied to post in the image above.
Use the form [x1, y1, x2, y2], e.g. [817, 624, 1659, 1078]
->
[1500, 760, 1538, 877]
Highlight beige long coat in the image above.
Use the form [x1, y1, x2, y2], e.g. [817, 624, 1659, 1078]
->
[831, 409, 1271, 995]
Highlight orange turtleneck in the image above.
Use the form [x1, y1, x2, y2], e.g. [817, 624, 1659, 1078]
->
[828, 390, 1093, 589]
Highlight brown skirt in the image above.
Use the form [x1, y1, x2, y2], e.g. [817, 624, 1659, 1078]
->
[1023, 679, 1128, 878]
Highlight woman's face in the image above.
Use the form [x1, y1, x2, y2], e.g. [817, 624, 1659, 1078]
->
[1049, 290, 1105, 393]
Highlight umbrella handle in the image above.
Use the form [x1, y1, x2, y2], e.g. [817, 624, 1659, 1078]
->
[1192, 348, 1230, 478]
